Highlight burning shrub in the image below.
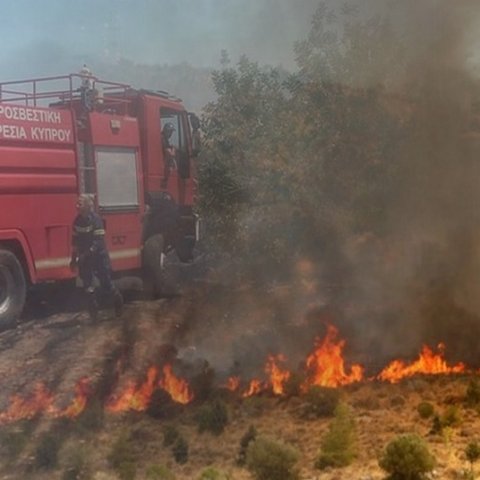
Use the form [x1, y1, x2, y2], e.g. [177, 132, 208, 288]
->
[172, 436, 189, 465]
[195, 399, 229, 435]
[189, 362, 216, 403]
[107, 432, 137, 480]
[315, 403, 357, 470]
[246, 436, 300, 480]
[237, 425, 258, 466]
[379, 433, 435, 479]
[198, 467, 231, 479]
[282, 372, 305, 398]
[417, 401, 435, 419]
[302, 386, 340, 418]
[145, 464, 176, 480]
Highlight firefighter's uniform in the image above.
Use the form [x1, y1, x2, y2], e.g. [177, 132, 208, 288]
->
[71, 211, 122, 318]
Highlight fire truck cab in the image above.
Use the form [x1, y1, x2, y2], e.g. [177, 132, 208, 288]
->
[0, 72, 200, 328]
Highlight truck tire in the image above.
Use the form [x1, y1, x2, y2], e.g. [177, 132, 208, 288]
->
[0, 249, 26, 330]
[143, 234, 165, 298]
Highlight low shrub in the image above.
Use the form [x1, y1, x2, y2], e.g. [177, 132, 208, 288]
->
[196, 399, 229, 435]
[146, 464, 176, 479]
[237, 425, 257, 466]
[302, 386, 340, 418]
[162, 424, 180, 448]
[198, 466, 231, 479]
[441, 405, 462, 428]
[466, 379, 480, 407]
[172, 436, 189, 465]
[107, 432, 137, 480]
[417, 402, 434, 419]
[379, 433, 435, 479]
[35, 430, 62, 470]
[62, 445, 92, 480]
[246, 436, 299, 480]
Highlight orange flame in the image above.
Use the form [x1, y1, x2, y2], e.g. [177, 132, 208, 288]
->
[59, 378, 90, 418]
[106, 366, 159, 412]
[265, 354, 291, 395]
[224, 376, 240, 392]
[304, 324, 364, 388]
[378, 343, 465, 383]
[242, 379, 264, 398]
[158, 365, 193, 405]
[0, 383, 57, 424]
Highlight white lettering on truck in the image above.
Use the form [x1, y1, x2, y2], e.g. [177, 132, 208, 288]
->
[0, 106, 62, 124]
[30, 127, 71, 142]
[0, 125, 27, 139]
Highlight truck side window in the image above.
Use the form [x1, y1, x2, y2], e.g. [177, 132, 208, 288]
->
[160, 109, 190, 179]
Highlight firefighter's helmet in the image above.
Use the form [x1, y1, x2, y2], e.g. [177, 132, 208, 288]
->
[163, 122, 175, 135]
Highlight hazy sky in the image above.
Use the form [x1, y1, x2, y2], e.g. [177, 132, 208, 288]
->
[0, 0, 320, 79]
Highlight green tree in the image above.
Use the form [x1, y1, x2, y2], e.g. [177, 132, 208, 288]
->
[315, 403, 357, 469]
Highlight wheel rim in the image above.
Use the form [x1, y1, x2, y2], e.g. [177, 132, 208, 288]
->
[0, 265, 14, 316]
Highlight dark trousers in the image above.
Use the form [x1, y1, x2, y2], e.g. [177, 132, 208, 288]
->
[78, 251, 115, 294]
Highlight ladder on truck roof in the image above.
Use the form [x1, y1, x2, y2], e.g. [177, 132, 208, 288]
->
[0, 73, 132, 112]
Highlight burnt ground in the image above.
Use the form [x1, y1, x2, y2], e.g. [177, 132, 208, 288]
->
[0, 270, 480, 479]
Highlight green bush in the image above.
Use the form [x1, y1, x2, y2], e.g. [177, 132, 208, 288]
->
[303, 386, 340, 418]
[417, 402, 434, 419]
[198, 466, 231, 479]
[107, 432, 137, 480]
[379, 434, 435, 479]
[466, 441, 480, 475]
[441, 405, 462, 428]
[315, 403, 357, 469]
[146, 464, 176, 480]
[237, 425, 257, 466]
[172, 436, 189, 465]
[246, 436, 300, 480]
[196, 399, 229, 435]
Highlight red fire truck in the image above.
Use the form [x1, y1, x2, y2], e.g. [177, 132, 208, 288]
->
[0, 71, 200, 329]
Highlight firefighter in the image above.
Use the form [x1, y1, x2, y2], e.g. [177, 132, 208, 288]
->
[161, 122, 177, 188]
[79, 64, 95, 111]
[70, 194, 123, 320]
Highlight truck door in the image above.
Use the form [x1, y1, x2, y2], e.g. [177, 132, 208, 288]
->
[87, 113, 144, 272]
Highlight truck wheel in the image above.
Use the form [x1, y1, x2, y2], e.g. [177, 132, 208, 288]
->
[0, 249, 26, 330]
[143, 234, 165, 298]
